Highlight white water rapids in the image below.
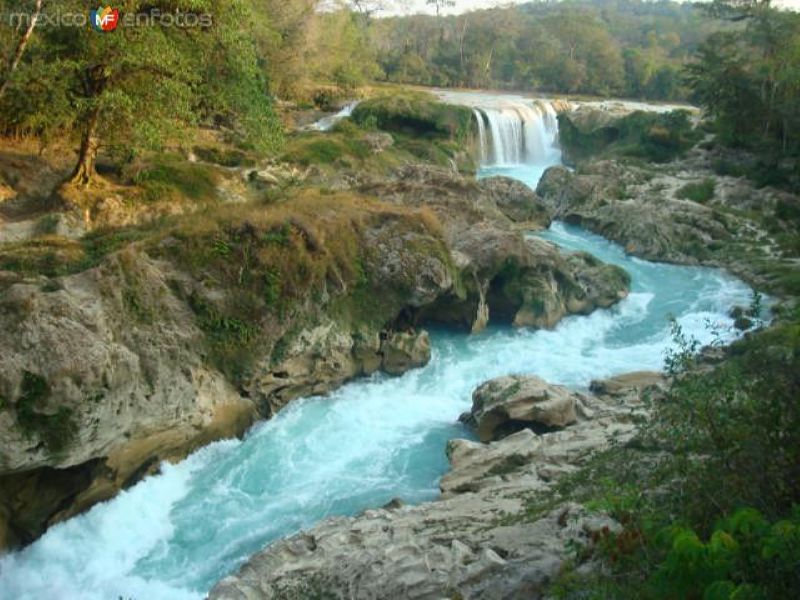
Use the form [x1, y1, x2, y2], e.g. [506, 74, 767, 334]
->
[0, 93, 757, 600]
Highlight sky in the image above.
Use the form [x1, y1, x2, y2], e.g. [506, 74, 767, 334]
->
[382, 0, 800, 16]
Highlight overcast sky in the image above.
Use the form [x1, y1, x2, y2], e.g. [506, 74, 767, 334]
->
[382, 0, 800, 16]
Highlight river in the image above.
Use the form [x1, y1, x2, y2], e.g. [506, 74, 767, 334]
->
[0, 94, 755, 600]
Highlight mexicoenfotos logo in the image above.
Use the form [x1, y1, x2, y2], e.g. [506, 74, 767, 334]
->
[90, 6, 120, 32]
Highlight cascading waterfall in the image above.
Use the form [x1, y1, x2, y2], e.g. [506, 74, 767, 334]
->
[472, 100, 560, 167]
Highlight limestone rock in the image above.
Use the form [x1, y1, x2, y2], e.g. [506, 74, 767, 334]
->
[589, 371, 664, 397]
[470, 375, 579, 442]
[478, 176, 550, 226]
[359, 166, 630, 332]
[381, 330, 431, 375]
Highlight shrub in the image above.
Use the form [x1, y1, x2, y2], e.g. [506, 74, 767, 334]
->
[646, 507, 800, 600]
[676, 178, 716, 203]
[560, 110, 701, 163]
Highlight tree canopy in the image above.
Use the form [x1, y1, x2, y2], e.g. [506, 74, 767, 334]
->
[0, 0, 282, 184]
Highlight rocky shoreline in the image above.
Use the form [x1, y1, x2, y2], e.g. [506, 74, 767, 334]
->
[210, 372, 664, 600]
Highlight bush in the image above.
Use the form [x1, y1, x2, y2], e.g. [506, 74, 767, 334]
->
[647, 508, 800, 599]
[551, 317, 800, 599]
[676, 178, 716, 203]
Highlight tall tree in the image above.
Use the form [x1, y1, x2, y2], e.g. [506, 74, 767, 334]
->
[427, 0, 455, 18]
[0, 0, 282, 185]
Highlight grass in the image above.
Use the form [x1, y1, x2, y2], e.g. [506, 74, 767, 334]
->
[131, 153, 221, 203]
[0, 227, 154, 280]
[192, 145, 255, 168]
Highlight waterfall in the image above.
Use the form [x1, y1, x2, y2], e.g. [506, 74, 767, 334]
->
[311, 101, 360, 132]
[471, 100, 560, 167]
[473, 108, 488, 163]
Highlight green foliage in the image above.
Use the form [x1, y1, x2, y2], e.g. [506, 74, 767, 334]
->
[686, 9, 800, 159]
[0, 0, 282, 179]
[252, 3, 380, 101]
[560, 110, 701, 163]
[653, 321, 800, 523]
[677, 178, 716, 203]
[648, 507, 800, 599]
[551, 316, 800, 599]
[369, 0, 719, 100]
[14, 371, 76, 454]
[352, 93, 473, 141]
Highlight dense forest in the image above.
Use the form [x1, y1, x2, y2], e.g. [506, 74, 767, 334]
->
[1, 0, 798, 182]
[371, 0, 725, 100]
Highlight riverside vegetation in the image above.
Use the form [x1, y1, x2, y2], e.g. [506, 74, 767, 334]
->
[0, 0, 799, 598]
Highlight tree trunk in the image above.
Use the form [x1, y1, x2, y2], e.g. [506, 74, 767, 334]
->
[70, 108, 100, 186]
[0, 0, 44, 100]
[459, 16, 468, 73]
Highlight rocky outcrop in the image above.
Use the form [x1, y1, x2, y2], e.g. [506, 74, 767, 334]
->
[0, 251, 259, 547]
[467, 375, 579, 442]
[536, 161, 738, 266]
[477, 176, 551, 226]
[209, 372, 664, 600]
[360, 165, 631, 331]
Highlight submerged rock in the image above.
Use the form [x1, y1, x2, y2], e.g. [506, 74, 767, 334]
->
[470, 375, 579, 442]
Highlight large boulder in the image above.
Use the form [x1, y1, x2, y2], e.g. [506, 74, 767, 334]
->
[478, 176, 550, 226]
[469, 375, 579, 442]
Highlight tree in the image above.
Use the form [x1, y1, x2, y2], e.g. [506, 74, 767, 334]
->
[0, 0, 282, 185]
[686, 4, 800, 155]
[426, 0, 455, 18]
